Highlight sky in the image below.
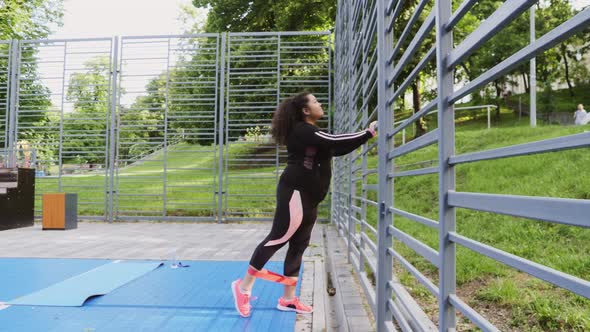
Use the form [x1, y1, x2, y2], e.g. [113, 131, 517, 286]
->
[573, 0, 590, 9]
[41, 0, 208, 109]
[50, 0, 204, 38]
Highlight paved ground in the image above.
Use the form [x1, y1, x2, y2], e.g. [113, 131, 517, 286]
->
[0, 222, 376, 332]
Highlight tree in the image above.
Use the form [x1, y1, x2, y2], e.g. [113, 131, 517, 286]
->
[0, 0, 64, 152]
[192, 0, 335, 32]
[63, 57, 111, 163]
[0, 0, 63, 40]
[537, 1, 589, 98]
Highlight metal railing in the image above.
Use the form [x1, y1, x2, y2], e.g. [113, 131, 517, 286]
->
[332, 0, 590, 331]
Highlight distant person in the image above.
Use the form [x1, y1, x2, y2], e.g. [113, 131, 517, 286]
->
[574, 104, 589, 125]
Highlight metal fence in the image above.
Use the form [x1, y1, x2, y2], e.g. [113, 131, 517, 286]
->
[1, 31, 332, 222]
[224, 32, 331, 221]
[0, 41, 10, 156]
[332, 0, 590, 331]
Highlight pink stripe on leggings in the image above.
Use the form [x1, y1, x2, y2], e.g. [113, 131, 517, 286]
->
[264, 190, 303, 246]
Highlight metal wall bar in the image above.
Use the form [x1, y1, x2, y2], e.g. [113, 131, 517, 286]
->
[14, 38, 113, 219]
[2, 32, 331, 222]
[116, 35, 220, 221]
[333, 0, 590, 331]
[224, 32, 331, 222]
[0, 41, 11, 156]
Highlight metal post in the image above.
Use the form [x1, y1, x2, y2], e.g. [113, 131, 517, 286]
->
[7, 41, 19, 168]
[217, 33, 226, 223]
[436, 0, 457, 330]
[58, 42, 68, 191]
[529, 5, 537, 128]
[346, 0, 355, 261]
[487, 106, 491, 129]
[108, 37, 119, 223]
[376, 0, 394, 330]
[163, 38, 171, 217]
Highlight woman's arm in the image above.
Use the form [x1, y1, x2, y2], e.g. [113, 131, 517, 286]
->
[297, 123, 376, 156]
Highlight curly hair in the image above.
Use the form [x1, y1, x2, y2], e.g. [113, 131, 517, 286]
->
[271, 91, 311, 146]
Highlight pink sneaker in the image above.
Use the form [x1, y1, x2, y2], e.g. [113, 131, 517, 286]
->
[277, 296, 313, 314]
[231, 279, 251, 317]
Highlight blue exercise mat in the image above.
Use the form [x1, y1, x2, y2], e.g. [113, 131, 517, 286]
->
[8, 261, 163, 306]
[0, 258, 109, 301]
[0, 259, 301, 331]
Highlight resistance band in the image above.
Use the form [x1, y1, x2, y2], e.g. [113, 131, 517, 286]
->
[248, 267, 297, 286]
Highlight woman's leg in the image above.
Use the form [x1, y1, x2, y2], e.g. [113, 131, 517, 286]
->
[280, 194, 317, 307]
[242, 185, 303, 293]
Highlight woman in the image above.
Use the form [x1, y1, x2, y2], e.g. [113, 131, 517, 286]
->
[231, 91, 377, 317]
[574, 104, 589, 125]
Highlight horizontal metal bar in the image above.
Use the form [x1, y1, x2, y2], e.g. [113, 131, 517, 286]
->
[386, 299, 413, 332]
[387, 0, 407, 33]
[388, 225, 439, 267]
[389, 0, 430, 64]
[450, 9, 590, 104]
[449, 132, 590, 165]
[387, 11, 435, 84]
[448, 191, 590, 228]
[387, 248, 439, 297]
[449, 231, 590, 299]
[120, 33, 219, 40]
[389, 99, 438, 137]
[389, 166, 438, 178]
[448, 295, 499, 332]
[387, 46, 436, 106]
[20, 37, 112, 43]
[361, 232, 377, 254]
[229, 31, 330, 36]
[388, 129, 438, 159]
[446, 0, 479, 31]
[449, 0, 536, 69]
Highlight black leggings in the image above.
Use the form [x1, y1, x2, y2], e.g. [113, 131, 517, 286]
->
[249, 182, 318, 277]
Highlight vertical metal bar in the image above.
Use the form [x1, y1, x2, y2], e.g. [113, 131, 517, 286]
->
[487, 106, 491, 129]
[530, 5, 537, 127]
[218, 33, 227, 223]
[7, 41, 19, 167]
[436, 0, 457, 329]
[103, 39, 114, 221]
[223, 35, 230, 220]
[108, 37, 119, 223]
[3, 41, 12, 154]
[212, 35, 220, 222]
[376, 0, 394, 330]
[58, 41, 68, 191]
[346, 0, 355, 262]
[163, 38, 171, 217]
[115, 38, 125, 222]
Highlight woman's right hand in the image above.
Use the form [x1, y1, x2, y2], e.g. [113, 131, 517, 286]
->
[368, 121, 378, 136]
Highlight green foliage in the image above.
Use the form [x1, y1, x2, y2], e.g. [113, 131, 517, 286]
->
[0, 0, 63, 40]
[63, 57, 111, 163]
[192, 0, 336, 32]
[0, 0, 63, 152]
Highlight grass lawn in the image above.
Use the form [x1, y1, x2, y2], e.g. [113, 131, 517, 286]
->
[356, 112, 590, 330]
